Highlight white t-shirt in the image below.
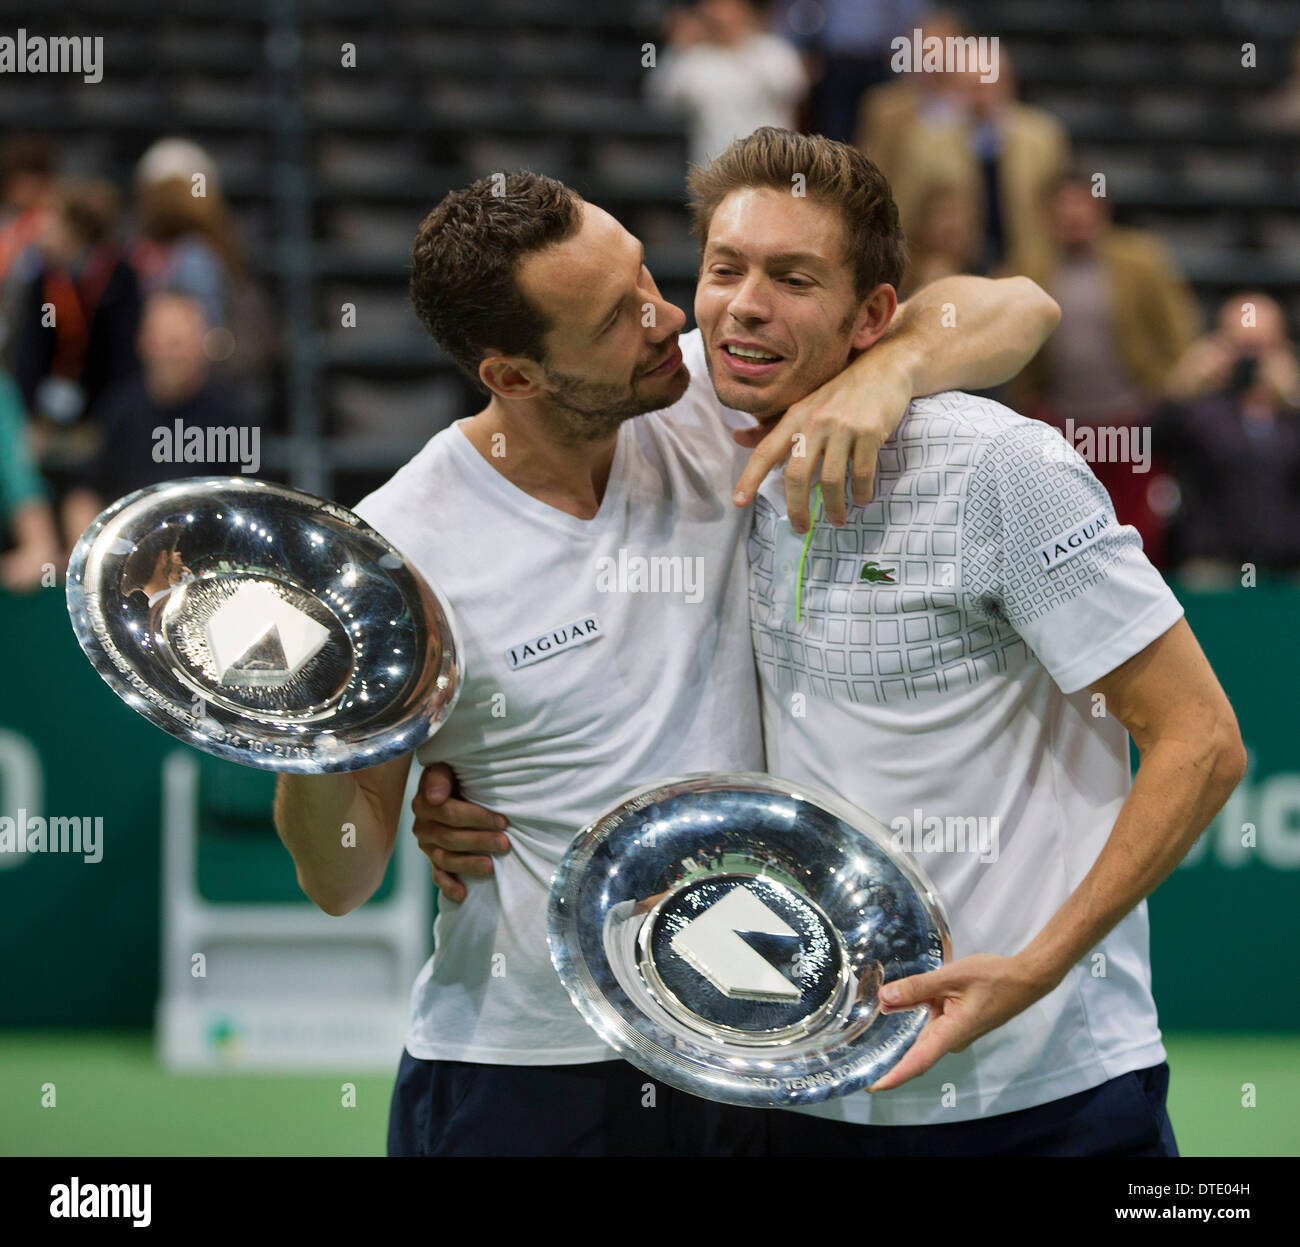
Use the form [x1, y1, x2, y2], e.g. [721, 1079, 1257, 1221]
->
[748, 391, 1184, 1126]
[353, 329, 762, 1064]
[647, 34, 807, 169]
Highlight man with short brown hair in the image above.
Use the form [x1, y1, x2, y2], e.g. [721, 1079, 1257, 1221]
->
[693, 129, 1240, 1155]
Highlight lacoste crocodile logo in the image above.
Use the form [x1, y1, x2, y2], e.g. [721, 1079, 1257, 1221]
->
[859, 561, 896, 583]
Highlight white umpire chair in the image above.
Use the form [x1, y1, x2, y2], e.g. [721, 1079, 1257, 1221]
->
[157, 748, 430, 1070]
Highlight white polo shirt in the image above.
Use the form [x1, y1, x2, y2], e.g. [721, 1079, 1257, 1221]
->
[354, 328, 763, 1064]
[748, 390, 1184, 1126]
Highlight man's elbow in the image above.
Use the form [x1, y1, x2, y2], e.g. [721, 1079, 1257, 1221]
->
[297, 871, 365, 918]
[1007, 275, 1061, 337]
[1208, 710, 1248, 796]
[314, 894, 359, 918]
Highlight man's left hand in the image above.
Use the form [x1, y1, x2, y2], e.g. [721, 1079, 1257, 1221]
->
[866, 953, 1054, 1093]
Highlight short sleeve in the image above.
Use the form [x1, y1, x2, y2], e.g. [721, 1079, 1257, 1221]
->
[961, 421, 1184, 693]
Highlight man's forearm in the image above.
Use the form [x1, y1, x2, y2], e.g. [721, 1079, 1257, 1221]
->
[274, 755, 409, 915]
[880, 275, 1060, 397]
[1016, 731, 1244, 993]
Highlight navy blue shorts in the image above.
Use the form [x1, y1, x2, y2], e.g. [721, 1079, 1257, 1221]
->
[763, 1061, 1179, 1158]
[387, 1050, 1178, 1158]
[386, 1050, 757, 1157]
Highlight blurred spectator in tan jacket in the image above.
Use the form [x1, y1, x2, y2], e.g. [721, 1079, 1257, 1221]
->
[1017, 171, 1201, 568]
[853, 8, 969, 185]
[1019, 172, 1201, 414]
[888, 52, 1070, 277]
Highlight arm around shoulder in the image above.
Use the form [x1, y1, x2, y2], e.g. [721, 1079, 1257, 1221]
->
[890, 274, 1061, 397]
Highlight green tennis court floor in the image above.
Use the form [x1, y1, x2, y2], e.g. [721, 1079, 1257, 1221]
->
[1, 1031, 1296, 1156]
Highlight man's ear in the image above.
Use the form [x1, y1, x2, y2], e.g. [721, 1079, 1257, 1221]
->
[479, 353, 545, 400]
[850, 284, 899, 352]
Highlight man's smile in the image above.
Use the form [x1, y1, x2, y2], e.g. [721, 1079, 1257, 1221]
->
[717, 338, 786, 378]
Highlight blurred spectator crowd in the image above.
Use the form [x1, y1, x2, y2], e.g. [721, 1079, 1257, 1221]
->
[2, 1, 1298, 597]
[0, 133, 277, 593]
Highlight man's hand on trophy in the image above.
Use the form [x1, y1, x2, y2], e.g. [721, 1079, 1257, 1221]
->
[411, 762, 510, 902]
[865, 953, 1053, 1092]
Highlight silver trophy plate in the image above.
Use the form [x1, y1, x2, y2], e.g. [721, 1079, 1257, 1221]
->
[66, 477, 461, 772]
[549, 772, 950, 1108]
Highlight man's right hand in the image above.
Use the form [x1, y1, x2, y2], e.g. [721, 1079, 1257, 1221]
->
[411, 762, 510, 902]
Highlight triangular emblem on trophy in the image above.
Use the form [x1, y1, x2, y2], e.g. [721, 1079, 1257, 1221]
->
[205, 582, 330, 687]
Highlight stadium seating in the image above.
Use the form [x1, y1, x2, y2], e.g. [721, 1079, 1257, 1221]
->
[12, 0, 1298, 505]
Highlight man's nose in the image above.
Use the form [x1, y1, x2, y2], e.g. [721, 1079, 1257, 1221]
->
[647, 295, 687, 340]
[727, 274, 771, 323]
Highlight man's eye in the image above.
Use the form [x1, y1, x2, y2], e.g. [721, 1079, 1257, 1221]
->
[712, 266, 737, 277]
[784, 277, 810, 288]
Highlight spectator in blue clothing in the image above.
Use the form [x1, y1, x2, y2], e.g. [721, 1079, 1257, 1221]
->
[777, 0, 931, 143]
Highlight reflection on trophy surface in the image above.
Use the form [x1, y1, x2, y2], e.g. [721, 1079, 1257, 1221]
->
[551, 772, 950, 1108]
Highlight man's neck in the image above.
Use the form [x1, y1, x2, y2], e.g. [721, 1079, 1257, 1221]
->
[716, 25, 757, 50]
[147, 374, 207, 409]
[1061, 239, 1098, 261]
[461, 399, 619, 521]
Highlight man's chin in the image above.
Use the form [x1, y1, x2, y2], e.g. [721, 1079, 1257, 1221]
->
[700, 350, 785, 419]
[717, 385, 783, 424]
[706, 370, 780, 414]
[634, 360, 691, 409]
